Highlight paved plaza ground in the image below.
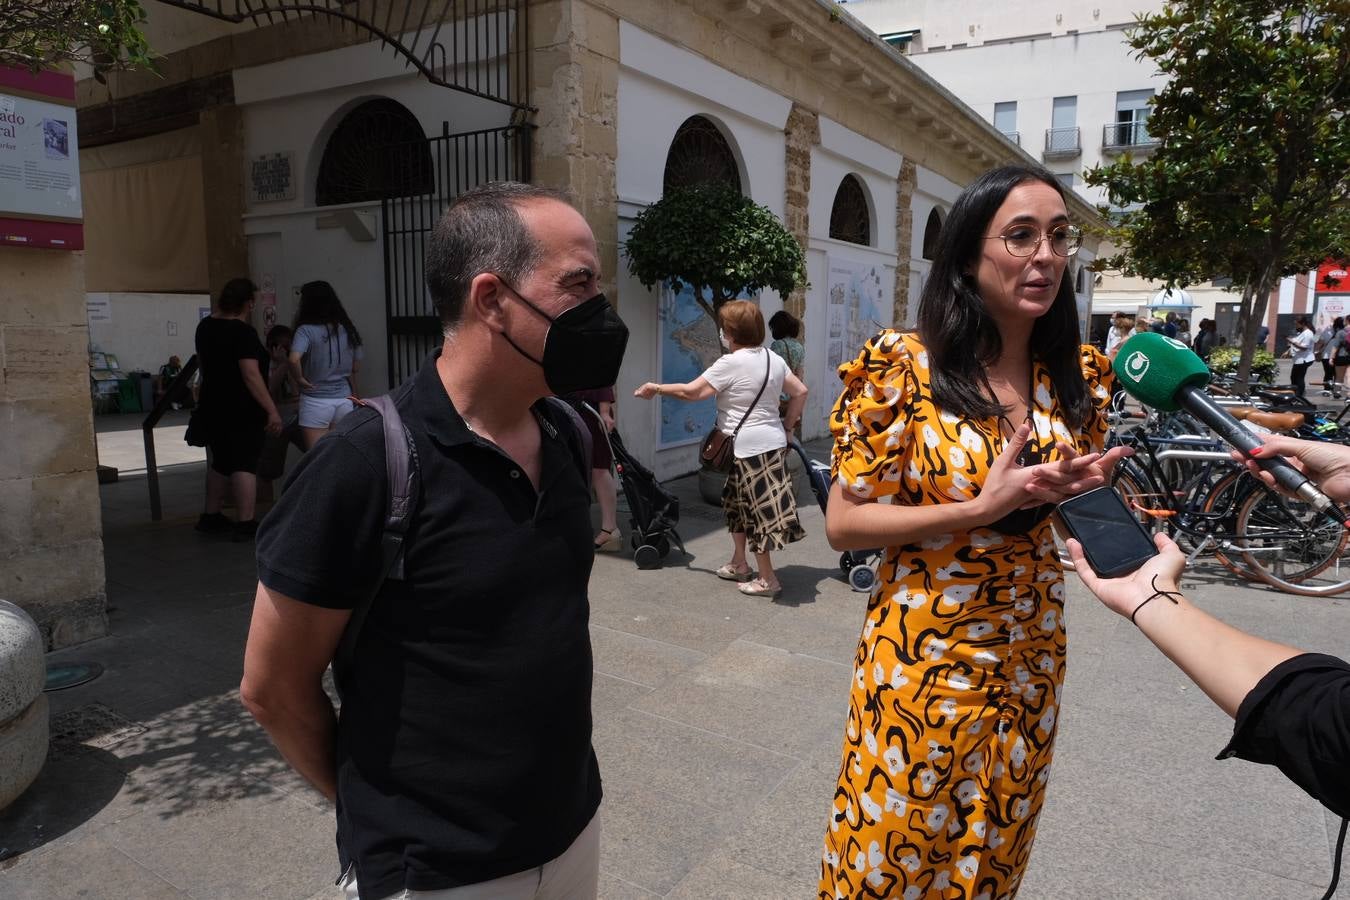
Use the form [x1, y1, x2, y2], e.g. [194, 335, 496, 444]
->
[2, 407, 1349, 899]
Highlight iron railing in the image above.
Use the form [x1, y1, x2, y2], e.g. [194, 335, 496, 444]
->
[381, 122, 534, 387]
[152, 0, 532, 109]
[1043, 126, 1081, 157]
[142, 355, 200, 521]
[1103, 121, 1160, 150]
[1000, 130, 1021, 146]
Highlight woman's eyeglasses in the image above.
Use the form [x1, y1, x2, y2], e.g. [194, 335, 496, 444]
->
[986, 224, 1082, 258]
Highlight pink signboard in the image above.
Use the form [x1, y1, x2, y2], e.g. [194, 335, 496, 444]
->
[0, 66, 83, 250]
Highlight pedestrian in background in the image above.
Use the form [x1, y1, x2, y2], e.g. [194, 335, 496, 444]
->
[290, 280, 364, 449]
[1104, 312, 1133, 359]
[256, 325, 304, 503]
[563, 386, 623, 552]
[635, 300, 808, 599]
[1288, 315, 1315, 398]
[192, 278, 282, 542]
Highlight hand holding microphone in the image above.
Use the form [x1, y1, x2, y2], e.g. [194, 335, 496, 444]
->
[1237, 434, 1350, 506]
[1112, 332, 1350, 529]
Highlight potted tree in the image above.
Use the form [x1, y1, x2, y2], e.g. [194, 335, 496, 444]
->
[624, 182, 808, 504]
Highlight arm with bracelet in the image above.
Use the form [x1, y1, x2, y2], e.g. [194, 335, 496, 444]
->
[1066, 532, 1350, 831]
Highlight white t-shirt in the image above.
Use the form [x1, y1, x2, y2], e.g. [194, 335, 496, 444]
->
[1290, 327, 1316, 365]
[702, 347, 788, 458]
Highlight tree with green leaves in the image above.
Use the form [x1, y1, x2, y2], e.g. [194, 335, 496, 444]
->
[1087, 0, 1349, 386]
[1, 0, 155, 82]
[624, 182, 808, 322]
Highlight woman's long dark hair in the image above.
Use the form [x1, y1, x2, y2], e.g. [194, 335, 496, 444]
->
[917, 165, 1092, 429]
[294, 281, 362, 363]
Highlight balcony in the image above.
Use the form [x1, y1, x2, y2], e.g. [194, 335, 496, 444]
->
[1102, 121, 1161, 152]
[1000, 130, 1020, 146]
[1043, 126, 1081, 159]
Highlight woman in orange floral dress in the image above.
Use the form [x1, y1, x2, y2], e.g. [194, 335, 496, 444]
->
[819, 166, 1128, 900]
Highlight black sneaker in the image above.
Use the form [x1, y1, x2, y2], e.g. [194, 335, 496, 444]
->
[232, 519, 259, 543]
[195, 512, 231, 534]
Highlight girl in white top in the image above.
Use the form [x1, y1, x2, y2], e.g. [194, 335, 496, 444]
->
[635, 300, 809, 599]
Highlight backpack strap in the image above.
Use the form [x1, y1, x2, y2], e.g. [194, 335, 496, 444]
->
[333, 394, 419, 676]
[545, 396, 594, 488]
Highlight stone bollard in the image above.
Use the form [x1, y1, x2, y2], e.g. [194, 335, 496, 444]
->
[0, 599, 49, 811]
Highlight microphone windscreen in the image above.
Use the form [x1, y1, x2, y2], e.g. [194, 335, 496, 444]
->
[1111, 331, 1211, 411]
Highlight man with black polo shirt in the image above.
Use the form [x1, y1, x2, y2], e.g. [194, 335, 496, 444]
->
[240, 182, 628, 899]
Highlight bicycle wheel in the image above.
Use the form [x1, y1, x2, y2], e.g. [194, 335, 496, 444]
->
[1235, 487, 1350, 596]
[1112, 460, 1168, 534]
[1200, 469, 1264, 582]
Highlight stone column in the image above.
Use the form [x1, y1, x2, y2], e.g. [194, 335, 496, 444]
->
[530, 0, 620, 302]
[782, 103, 820, 322]
[198, 104, 249, 301]
[0, 248, 108, 648]
[893, 159, 917, 326]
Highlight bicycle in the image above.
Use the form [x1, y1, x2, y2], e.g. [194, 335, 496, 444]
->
[1109, 424, 1350, 597]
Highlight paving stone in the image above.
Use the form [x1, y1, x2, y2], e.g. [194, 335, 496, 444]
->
[1, 835, 189, 899]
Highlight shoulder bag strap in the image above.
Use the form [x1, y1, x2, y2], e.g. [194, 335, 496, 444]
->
[333, 394, 419, 676]
[729, 350, 773, 440]
[544, 396, 594, 488]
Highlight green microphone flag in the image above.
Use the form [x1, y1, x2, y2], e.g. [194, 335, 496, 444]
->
[1111, 332, 1211, 412]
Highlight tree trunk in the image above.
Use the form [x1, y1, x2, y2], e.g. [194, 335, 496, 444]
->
[1234, 263, 1277, 388]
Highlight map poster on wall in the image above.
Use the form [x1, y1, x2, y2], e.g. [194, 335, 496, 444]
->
[826, 257, 888, 373]
[0, 66, 82, 250]
[659, 282, 722, 448]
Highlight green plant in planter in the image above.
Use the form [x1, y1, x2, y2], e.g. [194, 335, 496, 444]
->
[623, 182, 807, 321]
[1207, 346, 1277, 383]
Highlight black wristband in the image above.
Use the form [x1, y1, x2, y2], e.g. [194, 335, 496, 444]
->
[1130, 574, 1182, 625]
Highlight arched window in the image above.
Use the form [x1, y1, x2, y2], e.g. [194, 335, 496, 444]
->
[1075, 266, 1087, 293]
[921, 207, 943, 260]
[315, 99, 433, 206]
[663, 115, 742, 195]
[829, 174, 871, 246]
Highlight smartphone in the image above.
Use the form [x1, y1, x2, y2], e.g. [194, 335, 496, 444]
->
[1055, 487, 1159, 578]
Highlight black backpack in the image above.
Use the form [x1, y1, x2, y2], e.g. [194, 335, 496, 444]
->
[333, 394, 593, 673]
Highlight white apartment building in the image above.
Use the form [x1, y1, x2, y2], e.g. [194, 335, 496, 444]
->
[839, 0, 1320, 353]
[839, 0, 1162, 205]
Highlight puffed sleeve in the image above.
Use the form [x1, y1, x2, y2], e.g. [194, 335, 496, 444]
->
[829, 330, 917, 499]
[1075, 344, 1118, 455]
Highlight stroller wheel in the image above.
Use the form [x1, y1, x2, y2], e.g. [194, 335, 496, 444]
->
[654, 535, 671, 559]
[848, 564, 876, 593]
[634, 544, 662, 570]
[839, 552, 854, 576]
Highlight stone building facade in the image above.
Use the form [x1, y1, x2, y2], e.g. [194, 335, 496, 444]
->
[3, 0, 1104, 644]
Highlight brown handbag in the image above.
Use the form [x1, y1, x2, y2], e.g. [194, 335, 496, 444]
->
[700, 351, 771, 473]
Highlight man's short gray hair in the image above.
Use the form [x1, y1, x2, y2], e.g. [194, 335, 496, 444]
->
[425, 181, 575, 332]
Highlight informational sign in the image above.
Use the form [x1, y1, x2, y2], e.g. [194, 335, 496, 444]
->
[259, 272, 278, 332]
[826, 256, 888, 373]
[0, 66, 82, 250]
[85, 295, 111, 323]
[248, 152, 294, 203]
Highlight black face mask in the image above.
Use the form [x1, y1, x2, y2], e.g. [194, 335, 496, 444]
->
[500, 288, 630, 395]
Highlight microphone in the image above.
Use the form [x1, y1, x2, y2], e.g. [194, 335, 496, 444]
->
[1112, 332, 1350, 530]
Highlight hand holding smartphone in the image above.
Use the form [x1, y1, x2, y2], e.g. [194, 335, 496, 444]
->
[1054, 486, 1159, 578]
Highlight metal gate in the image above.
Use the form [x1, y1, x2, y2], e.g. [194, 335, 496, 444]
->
[381, 123, 533, 388]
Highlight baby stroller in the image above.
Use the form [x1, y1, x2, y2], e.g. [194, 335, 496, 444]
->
[787, 437, 882, 592]
[608, 429, 686, 570]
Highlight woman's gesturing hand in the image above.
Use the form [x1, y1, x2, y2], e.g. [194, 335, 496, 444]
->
[1022, 442, 1133, 505]
[634, 382, 659, 399]
[976, 427, 1134, 523]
